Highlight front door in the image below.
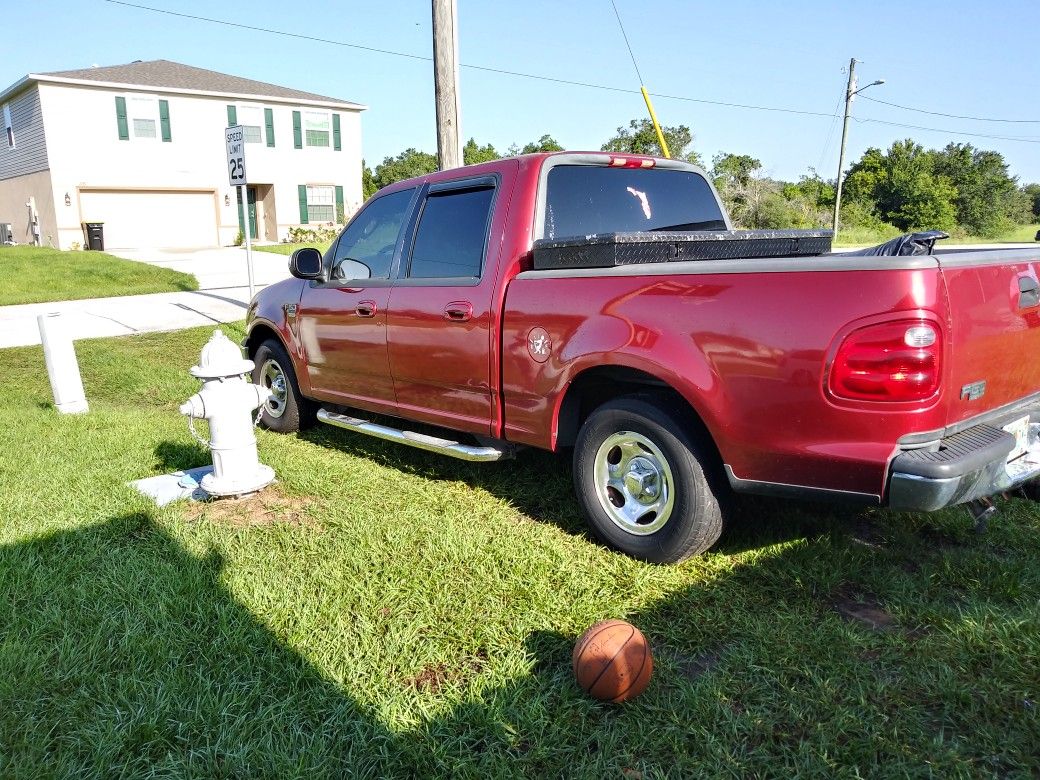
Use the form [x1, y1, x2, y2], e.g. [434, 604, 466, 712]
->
[236, 186, 258, 240]
[386, 177, 501, 435]
[296, 187, 417, 413]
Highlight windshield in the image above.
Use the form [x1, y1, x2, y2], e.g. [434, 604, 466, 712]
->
[543, 165, 727, 241]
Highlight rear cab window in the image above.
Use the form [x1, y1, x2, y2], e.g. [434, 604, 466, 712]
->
[405, 180, 496, 281]
[543, 165, 726, 241]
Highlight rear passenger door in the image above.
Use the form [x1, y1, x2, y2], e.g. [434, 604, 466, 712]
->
[386, 175, 501, 435]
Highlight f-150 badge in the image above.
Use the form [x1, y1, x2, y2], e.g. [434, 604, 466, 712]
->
[960, 380, 986, 401]
[528, 327, 551, 363]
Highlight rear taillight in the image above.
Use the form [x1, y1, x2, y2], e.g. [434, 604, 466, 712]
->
[829, 320, 942, 402]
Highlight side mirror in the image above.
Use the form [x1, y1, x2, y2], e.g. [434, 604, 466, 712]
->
[289, 247, 324, 281]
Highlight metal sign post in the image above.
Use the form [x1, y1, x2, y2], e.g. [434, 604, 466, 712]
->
[225, 125, 255, 300]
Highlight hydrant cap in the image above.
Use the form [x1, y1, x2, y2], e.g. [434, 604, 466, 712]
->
[190, 329, 255, 378]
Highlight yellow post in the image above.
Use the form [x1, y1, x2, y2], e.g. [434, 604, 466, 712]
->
[640, 86, 671, 159]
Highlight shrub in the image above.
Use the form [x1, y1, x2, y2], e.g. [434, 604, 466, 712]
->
[288, 225, 340, 245]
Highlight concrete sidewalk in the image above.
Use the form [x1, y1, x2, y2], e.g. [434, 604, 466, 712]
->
[0, 246, 292, 348]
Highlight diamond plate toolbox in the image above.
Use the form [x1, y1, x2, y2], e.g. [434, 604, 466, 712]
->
[532, 230, 834, 271]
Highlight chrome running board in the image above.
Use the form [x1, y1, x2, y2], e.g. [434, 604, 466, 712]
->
[317, 409, 511, 462]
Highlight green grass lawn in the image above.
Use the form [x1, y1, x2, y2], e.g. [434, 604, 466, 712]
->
[835, 223, 1040, 248]
[0, 246, 198, 306]
[254, 241, 333, 256]
[1, 325, 1038, 777]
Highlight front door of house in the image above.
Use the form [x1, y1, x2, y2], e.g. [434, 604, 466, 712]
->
[236, 187, 258, 240]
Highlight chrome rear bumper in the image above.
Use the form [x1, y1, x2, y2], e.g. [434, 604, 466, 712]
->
[888, 418, 1040, 511]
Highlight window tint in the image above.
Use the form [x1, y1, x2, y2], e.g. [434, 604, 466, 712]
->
[543, 166, 726, 240]
[408, 187, 495, 279]
[331, 188, 414, 280]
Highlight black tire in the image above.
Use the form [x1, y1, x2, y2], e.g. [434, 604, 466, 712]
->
[572, 396, 723, 564]
[251, 338, 316, 433]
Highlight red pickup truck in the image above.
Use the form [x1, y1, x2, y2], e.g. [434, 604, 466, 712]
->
[245, 152, 1040, 563]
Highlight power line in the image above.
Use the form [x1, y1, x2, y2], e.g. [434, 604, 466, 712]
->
[100, 0, 1040, 147]
[860, 94, 1040, 124]
[103, 0, 838, 119]
[853, 116, 1040, 144]
[610, 0, 644, 85]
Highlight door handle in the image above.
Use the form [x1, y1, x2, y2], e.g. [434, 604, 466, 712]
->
[1019, 276, 1039, 309]
[443, 301, 473, 322]
[355, 300, 377, 318]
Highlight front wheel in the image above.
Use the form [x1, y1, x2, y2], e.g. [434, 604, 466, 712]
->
[573, 397, 723, 564]
[251, 339, 316, 433]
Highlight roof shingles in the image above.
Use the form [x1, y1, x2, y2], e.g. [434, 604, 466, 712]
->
[37, 59, 361, 108]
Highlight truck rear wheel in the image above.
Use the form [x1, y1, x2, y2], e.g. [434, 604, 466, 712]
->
[573, 397, 723, 564]
[252, 339, 316, 433]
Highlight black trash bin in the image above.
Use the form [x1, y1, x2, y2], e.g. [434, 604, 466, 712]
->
[84, 222, 104, 251]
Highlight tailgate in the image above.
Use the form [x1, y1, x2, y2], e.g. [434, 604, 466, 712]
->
[939, 248, 1040, 426]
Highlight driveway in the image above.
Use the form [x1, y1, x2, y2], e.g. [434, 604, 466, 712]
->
[0, 246, 293, 348]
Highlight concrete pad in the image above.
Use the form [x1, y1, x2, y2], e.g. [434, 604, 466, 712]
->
[0, 244, 297, 348]
[130, 466, 213, 507]
[0, 288, 256, 348]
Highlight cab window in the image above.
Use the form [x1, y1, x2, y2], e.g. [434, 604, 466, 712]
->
[330, 188, 414, 280]
[406, 185, 495, 279]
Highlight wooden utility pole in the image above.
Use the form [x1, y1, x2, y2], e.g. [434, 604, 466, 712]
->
[432, 0, 463, 170]
[832, 58, 857, 237]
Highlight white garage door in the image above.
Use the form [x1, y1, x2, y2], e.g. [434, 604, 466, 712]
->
[79, 190, 219, 249]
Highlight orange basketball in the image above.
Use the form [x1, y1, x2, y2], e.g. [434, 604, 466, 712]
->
[572, 619, 653, 702]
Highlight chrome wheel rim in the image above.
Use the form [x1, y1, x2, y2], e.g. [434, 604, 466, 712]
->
[592, 431, 675, 535]
[261, 358, 288, 419]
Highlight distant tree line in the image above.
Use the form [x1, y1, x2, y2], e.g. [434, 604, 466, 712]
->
[361, 119, 1040, 237]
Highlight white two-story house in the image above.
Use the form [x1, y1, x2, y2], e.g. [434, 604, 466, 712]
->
[0, 59, 365, 250]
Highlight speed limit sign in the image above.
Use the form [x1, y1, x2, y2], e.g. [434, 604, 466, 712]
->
[225, 125, 248, 186]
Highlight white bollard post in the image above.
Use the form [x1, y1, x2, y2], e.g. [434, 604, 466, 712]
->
[37, 313, 88, 414]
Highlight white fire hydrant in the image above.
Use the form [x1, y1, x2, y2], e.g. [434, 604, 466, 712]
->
[179, 329, 275, 497]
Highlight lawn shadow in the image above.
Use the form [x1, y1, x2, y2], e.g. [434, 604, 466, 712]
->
[153, 440, 211, 473]
[300, 424, 591, 540]
[2, 507, 1034, 776]
[299, 424, 875, 554]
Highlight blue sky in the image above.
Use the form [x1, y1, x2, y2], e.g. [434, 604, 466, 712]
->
[7, 0, 1040, 184]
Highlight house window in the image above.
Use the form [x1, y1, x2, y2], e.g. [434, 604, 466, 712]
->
[3, 104, 13, 148]
[304, 111, 330, 147]
[237, 104, 263, 144]
[129, 96, 159, 139]
[307, 185, 335, 222]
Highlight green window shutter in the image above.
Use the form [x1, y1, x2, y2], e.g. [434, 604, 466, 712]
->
[298, 185, 309, 223]
[335, 185, 344, 222]
[158, 99, 171, 142]
[332, 114, 341, 151]
[264, 107, 275, 147]
[236, 189, 245, 234]
[226, 105, 237, 127]
[115, 96, 129, 140]
[292, 111, 302, 149]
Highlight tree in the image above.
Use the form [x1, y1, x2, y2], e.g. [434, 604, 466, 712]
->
[520, 134, 564, 154]
[361, 160, 377, 201]
[1021, 183, 1040, 221]
[710, 153, 761, 190]
[371, 148, 438, 191]
[601, 119, 703, 166]
[463, 138, 499, 165]
[842, 140, 958, 232]
[933, 143, 1022, 236]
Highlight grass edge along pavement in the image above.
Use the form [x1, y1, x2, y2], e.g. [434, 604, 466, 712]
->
[0, 245, 198, 306]
[0, 323, 1037, 777]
